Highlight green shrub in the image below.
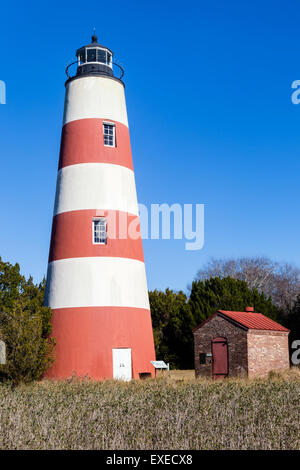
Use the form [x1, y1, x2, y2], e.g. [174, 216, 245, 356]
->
[149, 289, 194, 369]
[0, 257, 54, 385]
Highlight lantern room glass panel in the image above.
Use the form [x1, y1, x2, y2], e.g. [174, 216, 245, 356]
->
[97, 49, 107, 63]
[79, 50, 86, 64]
[87, 49, 97, 62]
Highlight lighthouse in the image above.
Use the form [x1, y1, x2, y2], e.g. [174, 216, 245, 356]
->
[45, 34, 156, 380]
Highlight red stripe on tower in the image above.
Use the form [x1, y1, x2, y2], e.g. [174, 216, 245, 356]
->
[59, 119, 134, 171]
[49, 210, 144, 262]
[45, 34, 155, 380]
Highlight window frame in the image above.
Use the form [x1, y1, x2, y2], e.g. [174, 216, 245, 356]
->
[103, 122, 116, 147]
[199, 353, 206, 365]
[93, 218, 107, 245]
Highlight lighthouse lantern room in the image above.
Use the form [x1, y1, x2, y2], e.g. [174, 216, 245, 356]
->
[45, 34, 156, 380]
[75, 33, 114, 77]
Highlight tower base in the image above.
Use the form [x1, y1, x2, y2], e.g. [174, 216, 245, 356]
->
[45, 306, 156, 380]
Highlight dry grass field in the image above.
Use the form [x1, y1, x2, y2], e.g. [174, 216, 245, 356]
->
[0, 369, 299, 450]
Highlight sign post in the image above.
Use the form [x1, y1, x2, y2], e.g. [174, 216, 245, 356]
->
[151, 360, 169, 377]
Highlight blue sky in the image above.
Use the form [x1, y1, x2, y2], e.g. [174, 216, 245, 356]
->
[1, 0, 300, 292]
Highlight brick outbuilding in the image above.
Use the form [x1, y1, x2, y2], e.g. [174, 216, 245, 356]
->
[193, 307, 290, 379]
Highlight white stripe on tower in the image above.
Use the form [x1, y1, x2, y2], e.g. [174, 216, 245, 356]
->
[63, 77, 129, 126]
[45, 257, 150, 310]
[54, 163, 139, 216]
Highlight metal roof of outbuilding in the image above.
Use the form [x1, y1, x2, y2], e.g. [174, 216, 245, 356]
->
[193, 308, 289, 333]
[218, 310, 289, 332]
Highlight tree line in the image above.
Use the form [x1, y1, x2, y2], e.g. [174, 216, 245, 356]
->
[0, 255, 299, 383]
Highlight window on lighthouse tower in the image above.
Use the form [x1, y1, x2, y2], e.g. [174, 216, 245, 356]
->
[93, 218, 107, 245]
[103, 123, 116, 147]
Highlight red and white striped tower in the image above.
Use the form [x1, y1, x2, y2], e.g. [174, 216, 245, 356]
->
[45, 34, 156, 380]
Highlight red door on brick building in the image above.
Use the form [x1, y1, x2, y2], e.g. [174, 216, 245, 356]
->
[212, 337, 228, 379]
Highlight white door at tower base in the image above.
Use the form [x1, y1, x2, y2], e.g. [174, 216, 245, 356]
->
[112, 348, 132, 381]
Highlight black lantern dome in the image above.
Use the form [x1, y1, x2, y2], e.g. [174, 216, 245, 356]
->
[75, 33, 114, 78]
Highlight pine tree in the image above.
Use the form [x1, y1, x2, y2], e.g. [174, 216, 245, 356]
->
[189, 276, 279, 325]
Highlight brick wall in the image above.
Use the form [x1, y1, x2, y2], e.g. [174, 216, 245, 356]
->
[247, 330, 289, 378]
[193, 314, 248, 378]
